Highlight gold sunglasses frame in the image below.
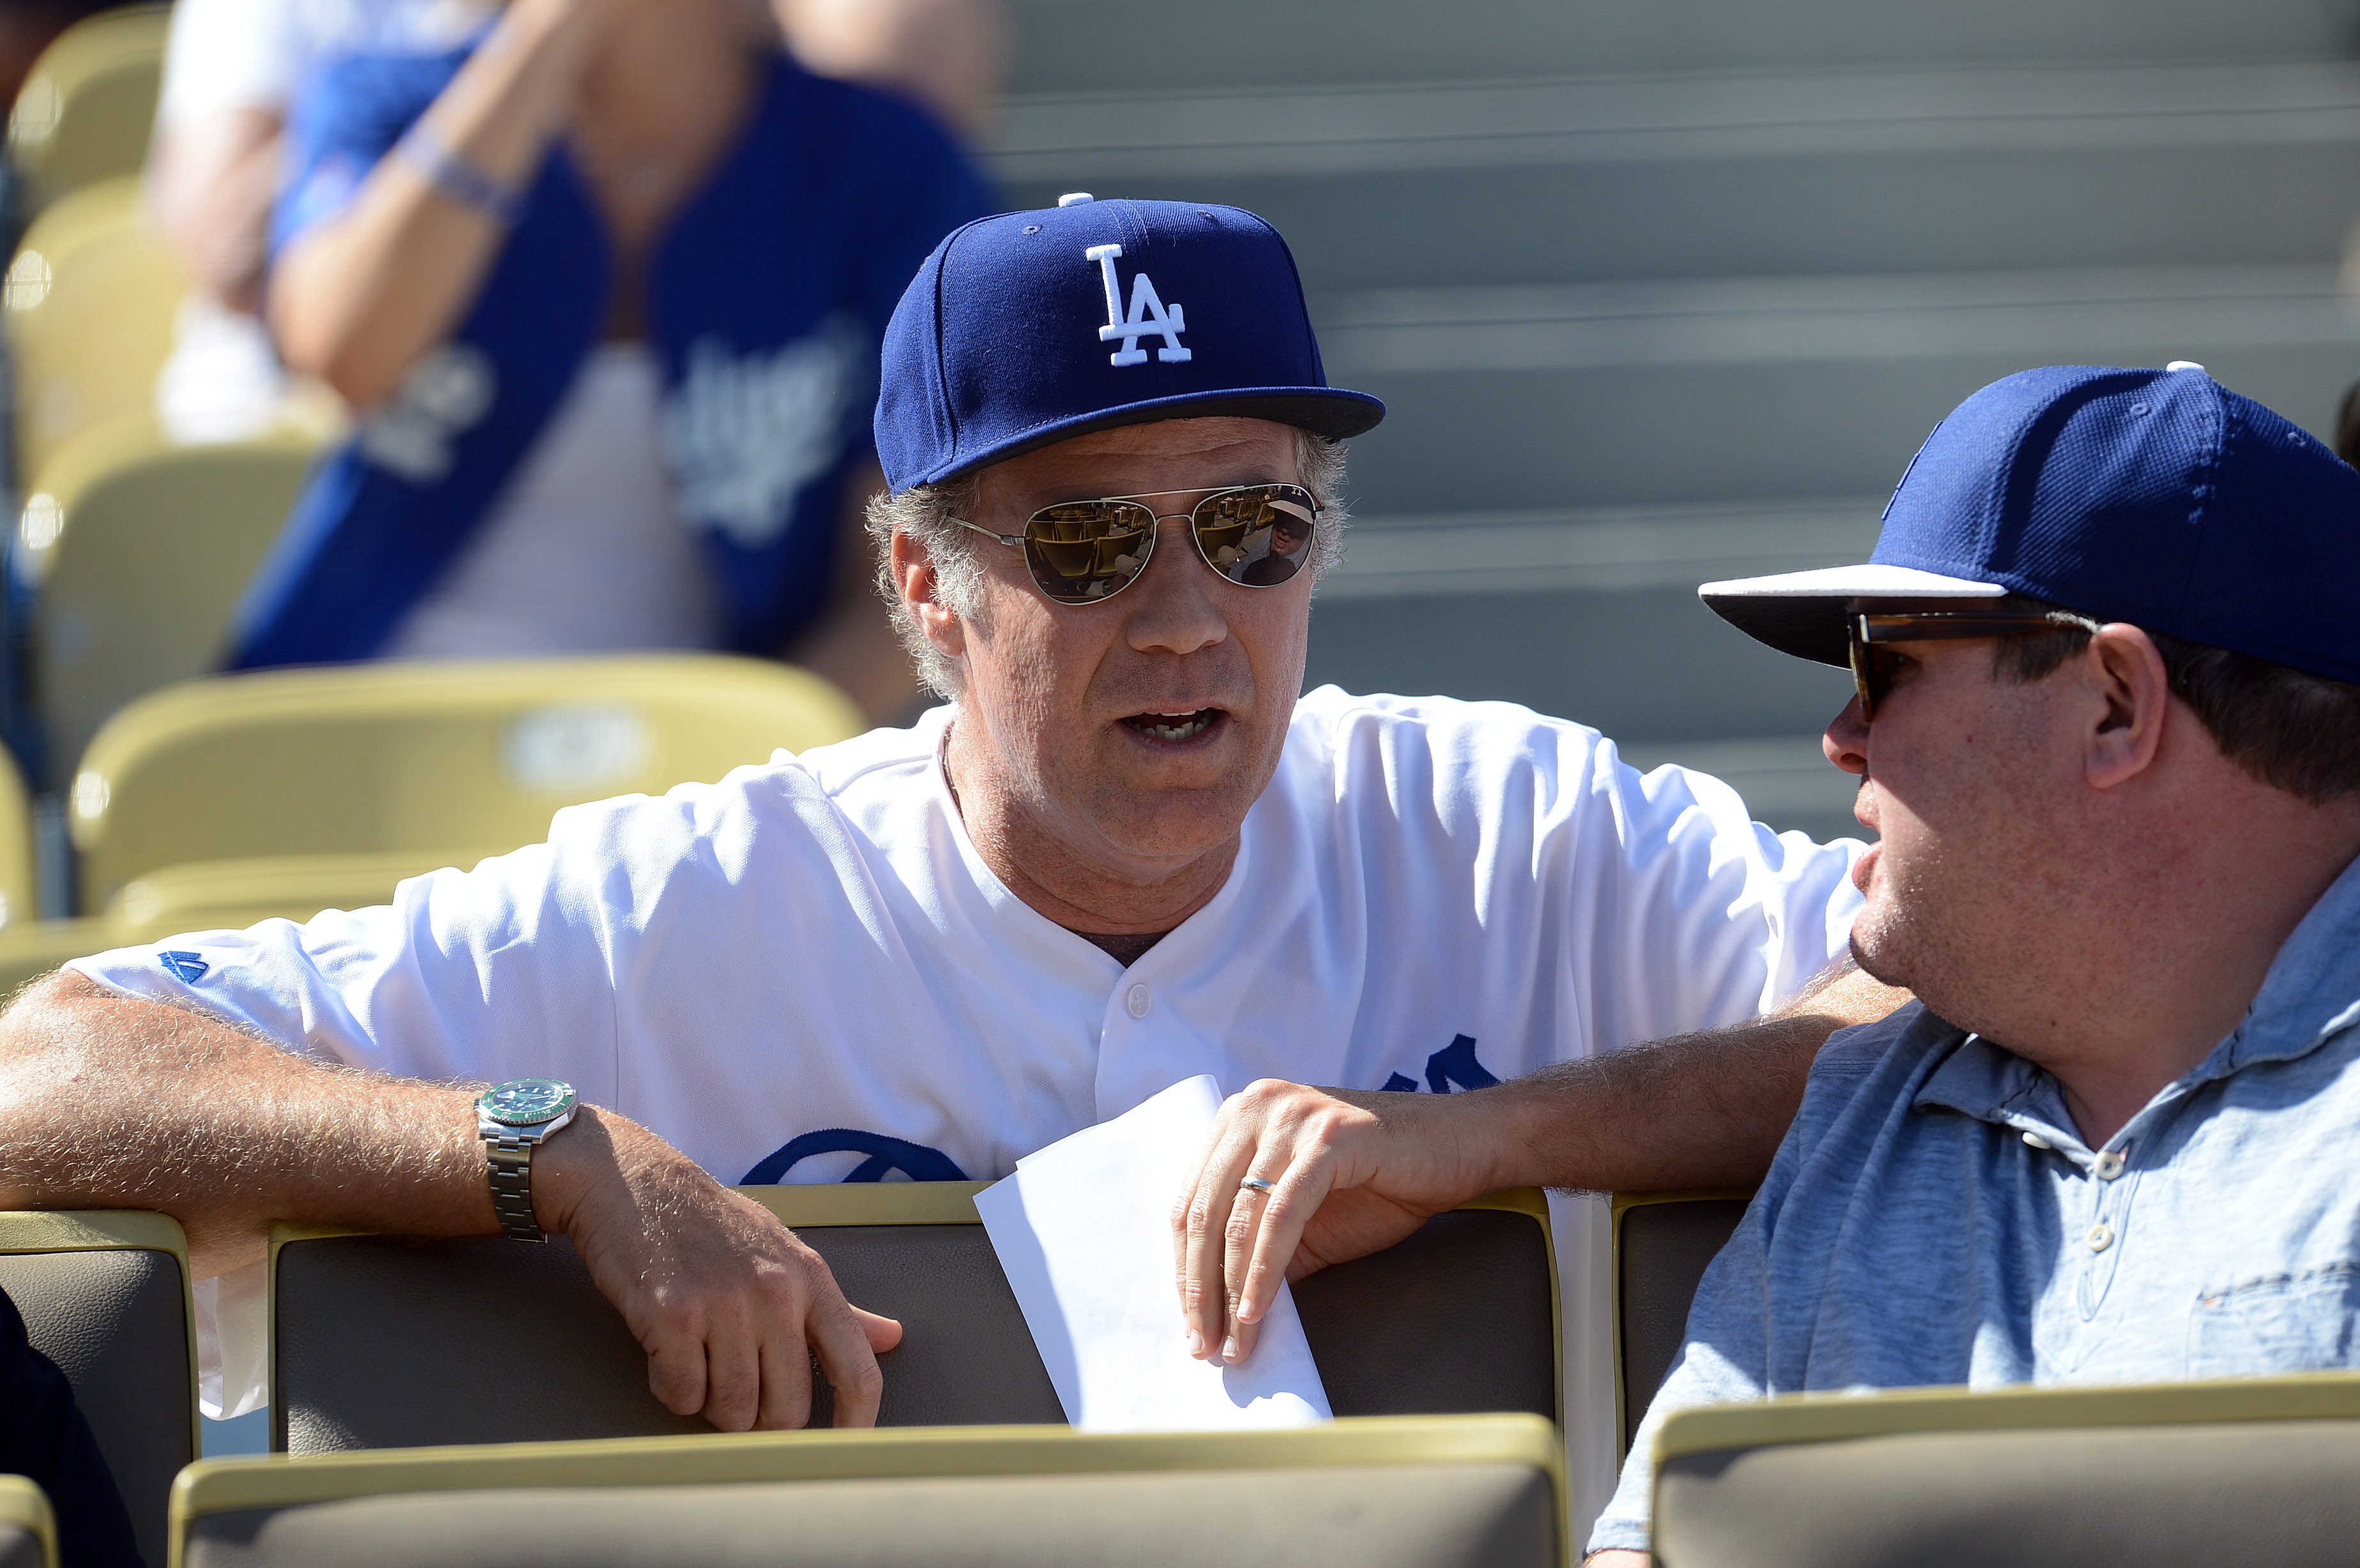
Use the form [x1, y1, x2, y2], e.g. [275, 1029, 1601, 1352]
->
[950, 484, 1320, 605]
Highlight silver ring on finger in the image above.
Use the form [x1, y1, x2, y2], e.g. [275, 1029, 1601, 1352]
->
[1239, 1175, 1277, 1194]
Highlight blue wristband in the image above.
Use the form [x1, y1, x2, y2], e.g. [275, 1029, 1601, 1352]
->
[397, 123, 526, 227]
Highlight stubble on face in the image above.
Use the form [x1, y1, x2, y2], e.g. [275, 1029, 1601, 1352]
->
[1845, 645, 2092, 1043]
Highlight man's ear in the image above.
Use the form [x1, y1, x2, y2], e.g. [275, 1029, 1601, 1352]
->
[891, 530, 965, 661]
[2084, 624, 2171, 790]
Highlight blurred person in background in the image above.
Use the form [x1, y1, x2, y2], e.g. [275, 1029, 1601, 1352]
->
[146, 0, 1003, 443]
[157, 0, 997, 725]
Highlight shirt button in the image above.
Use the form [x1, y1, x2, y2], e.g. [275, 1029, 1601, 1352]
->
[2022, 1131, 2052, 1150]
[2094, 1149, 2128, 1180]
[2087, 1223, 2115, 1253]
[1126, 984, 1151, 1018]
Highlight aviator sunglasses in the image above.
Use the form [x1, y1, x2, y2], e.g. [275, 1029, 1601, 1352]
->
[953, 483, 1320, 605]
[1848, 606, 2104, 721]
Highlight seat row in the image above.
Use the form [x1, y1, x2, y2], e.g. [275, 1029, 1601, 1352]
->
[7, 1187, 1565, 1568]
[13, 1191, 2360, 1567]
[0, 651, 865, 986]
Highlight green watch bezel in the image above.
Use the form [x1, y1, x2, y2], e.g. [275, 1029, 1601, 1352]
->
[477, 1078, 578, 1128]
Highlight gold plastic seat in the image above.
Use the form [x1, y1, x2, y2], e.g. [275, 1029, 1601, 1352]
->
[0, 1477, 54, 1568]
[13, 416, 321, 783]
[70, 655, 865, 911]
[1653, 1372, 2360, 1568]
[4, 179, 190, 481]
[4, 6, 169, 216]
[174, 1415, 1565, 1568]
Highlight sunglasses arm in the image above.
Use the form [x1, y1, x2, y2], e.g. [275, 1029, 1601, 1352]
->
[950, 517, 1025, 548]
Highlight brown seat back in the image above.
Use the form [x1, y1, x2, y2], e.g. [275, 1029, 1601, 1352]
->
[1614, 1193, 1750, 1449]
[1653, 1376, 2360, 1568]
[0, 1212, 197, 1568]
[270, 1186, 1557, 1450]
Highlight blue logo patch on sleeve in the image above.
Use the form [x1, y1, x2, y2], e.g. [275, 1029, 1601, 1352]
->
[157, 951, 208, 983]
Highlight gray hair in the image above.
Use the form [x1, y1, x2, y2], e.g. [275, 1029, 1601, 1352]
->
[863, 428, 1350, 699]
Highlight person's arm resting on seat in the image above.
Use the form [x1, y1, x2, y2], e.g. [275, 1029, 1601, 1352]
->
[0, 971, 897, 1431]
[1174, 955, 1905, 1362]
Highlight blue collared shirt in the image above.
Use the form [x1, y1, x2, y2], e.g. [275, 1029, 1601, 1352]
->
[1590, 851, 2360, 1556]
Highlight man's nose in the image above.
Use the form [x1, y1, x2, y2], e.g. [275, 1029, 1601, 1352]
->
[1823, 697, 1869, 777]
[1123, 520, 1228, 657]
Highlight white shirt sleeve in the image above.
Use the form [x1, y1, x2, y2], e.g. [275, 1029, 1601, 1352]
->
[1572, 738, 1866, 1048]
[156, 0, 310, 126]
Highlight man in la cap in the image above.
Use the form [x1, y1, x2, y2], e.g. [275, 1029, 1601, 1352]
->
[0, 195, 1893, 1434]
[1166, 361, 2360, 1562]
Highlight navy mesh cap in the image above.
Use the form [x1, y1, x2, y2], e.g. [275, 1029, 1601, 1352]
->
[874, 196, 1384, 492]
[1700, 364, 2360, 684]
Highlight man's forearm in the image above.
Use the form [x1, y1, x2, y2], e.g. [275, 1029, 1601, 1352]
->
[0, 972, 496, 1276]
[1476, 961, 1906, 1194]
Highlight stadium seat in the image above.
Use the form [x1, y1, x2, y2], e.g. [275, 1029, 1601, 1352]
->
[1650, 1371, 2360, 1568]
[0, 918, 117, 997]
[1612, 1191, 1750, 1452]
[69, 654, 866, 912]
[100, 848, 511, 935]
[0, 1477, 54, 1568]
[14, 417, 321, 787]
[172, 1413, 1563, 1568]
[0, 1209, 199, 1568]
[3, 6, 167, 217]
[0, 746, 37, 929]
[4, 179, 186, 479]
[267, 1184, 1558, 1452]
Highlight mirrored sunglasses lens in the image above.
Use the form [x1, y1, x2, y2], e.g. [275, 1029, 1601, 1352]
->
[1191, 486, 1315, 587]
[1022, 502, 1156, 603]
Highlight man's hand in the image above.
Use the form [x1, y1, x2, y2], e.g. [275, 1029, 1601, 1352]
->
[540, 1108, 904, 1430]
[1172, 1081, 1497, 1364]
[1172, 956, 1912, 1366]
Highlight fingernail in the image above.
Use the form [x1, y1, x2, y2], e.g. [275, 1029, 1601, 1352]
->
[1222, 1336, 1240, 1361]
[1186, 1329, 1204, 1357]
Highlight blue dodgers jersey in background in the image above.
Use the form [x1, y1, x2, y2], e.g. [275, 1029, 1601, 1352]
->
[236, 47, 994, 667]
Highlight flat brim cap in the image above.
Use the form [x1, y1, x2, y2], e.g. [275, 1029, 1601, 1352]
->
[1699, 563, 2009, 668]
[875, 197, 1384, 492]
[1698, 363, 2360, 684]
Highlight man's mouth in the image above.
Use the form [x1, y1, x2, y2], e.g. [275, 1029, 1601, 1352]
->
[1120, 708, 1222, 743]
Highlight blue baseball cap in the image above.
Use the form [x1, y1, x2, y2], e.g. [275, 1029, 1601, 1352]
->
[1700, 363, 2360, 685]
[874, 195, 1384, 492]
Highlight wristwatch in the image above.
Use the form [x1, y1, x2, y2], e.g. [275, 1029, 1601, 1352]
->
[474, 1078, 579, 1242]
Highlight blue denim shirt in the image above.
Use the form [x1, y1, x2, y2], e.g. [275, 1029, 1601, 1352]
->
[1591, 851, 2360, 1556]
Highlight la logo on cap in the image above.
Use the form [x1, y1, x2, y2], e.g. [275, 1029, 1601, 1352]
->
[1084, 243, 1190, 366]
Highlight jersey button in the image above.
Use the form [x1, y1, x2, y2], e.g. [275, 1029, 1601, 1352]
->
[2087, 1223, 2115, 1253]
[2094, 1148, 2128, 1180]
[1126, 983, 1151, 1018]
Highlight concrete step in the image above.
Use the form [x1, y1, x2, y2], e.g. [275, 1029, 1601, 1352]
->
[1008, 0, 2360, 91]
[1303, 499, 1873, 748]
[1308, 263, 2360, 511]
[990, 61, 2360, 286]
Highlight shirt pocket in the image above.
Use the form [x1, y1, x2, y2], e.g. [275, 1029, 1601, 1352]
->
[2188, 1262, 2360, 1378]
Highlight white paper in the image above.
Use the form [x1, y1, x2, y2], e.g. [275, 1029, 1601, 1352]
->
[977, 1075, 1333, 1431]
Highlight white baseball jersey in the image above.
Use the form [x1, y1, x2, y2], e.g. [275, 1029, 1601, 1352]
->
[74, 686, 1865, 1414]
